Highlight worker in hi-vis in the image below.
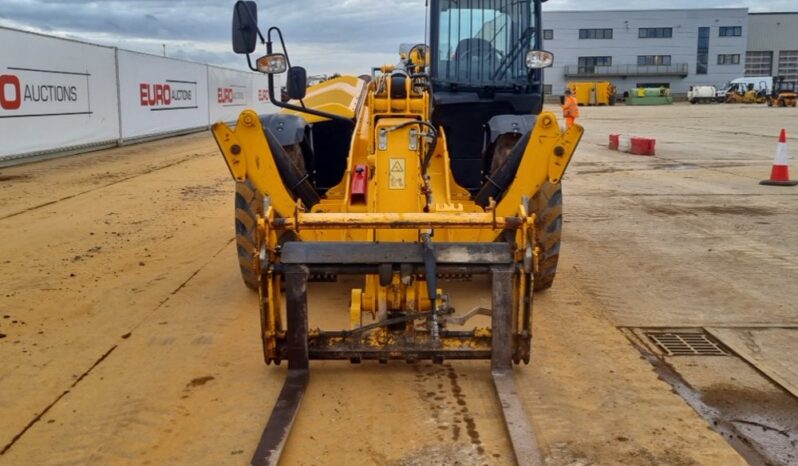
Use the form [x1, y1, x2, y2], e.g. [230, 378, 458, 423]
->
[561, 89, 580, 129]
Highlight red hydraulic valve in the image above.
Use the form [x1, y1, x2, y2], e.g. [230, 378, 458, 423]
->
[350, 164, 368, 204]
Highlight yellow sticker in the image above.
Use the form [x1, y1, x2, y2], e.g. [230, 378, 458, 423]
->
[388, 157, 406, 189]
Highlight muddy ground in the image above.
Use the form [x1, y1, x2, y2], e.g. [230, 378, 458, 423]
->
[1, 103, 797, 465]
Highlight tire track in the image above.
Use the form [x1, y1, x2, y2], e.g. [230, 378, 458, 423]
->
[0, 237, 233, 455]
[0, 345, 118, 455]
[0, 151, 213, 221]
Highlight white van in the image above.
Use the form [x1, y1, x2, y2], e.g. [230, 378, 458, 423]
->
[717, 77, 773, 98]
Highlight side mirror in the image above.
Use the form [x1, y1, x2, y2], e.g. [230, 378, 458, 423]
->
[232, 0, 258, 54]
[286, 66, 307, 100]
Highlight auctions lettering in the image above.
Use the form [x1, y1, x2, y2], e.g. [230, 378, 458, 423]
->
[140, 83, 193, 107]
[1, 76, 80, 109]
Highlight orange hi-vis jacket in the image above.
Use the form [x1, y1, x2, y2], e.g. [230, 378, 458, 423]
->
[562, 95, 580, 119]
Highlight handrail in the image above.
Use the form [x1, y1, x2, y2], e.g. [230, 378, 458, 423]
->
[564, 63, 689, 77]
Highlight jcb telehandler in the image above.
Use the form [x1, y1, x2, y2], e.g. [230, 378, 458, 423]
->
[213, 2, 582, 464]
[766, 76, 797, 108]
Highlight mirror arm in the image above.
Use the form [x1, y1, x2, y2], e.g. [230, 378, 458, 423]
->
[245, 54, 258, 72]
[266, 80, 353, 126]
[264, 27, 354, 126]
[268, 27, 292, 67]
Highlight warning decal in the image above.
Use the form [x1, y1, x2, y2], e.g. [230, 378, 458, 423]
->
[389, 157, 406, 189]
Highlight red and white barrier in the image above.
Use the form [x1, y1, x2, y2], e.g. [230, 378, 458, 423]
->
[608, 134, 619, 150]
[630, 137, 656, 156]
[608, 134, 656, 156]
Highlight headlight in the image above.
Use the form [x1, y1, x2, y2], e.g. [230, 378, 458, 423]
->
[526, 50, 554, 69]
[256, 53, 288, 74]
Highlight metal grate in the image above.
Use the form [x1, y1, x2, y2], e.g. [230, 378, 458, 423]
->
[645, 331, 728, 356]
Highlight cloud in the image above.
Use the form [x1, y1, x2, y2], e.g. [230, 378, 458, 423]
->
[546, 0, 794, 11]
[0, 0, 793, 75]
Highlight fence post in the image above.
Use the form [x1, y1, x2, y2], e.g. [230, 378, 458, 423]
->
[114, 47, 123, 147]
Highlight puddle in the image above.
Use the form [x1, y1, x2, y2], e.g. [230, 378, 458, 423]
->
[623, 327, 798, 466]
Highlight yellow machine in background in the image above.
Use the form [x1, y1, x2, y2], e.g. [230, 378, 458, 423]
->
[767, 76, 797, 108]
[725, 82, 766, 104]
[219, 1, 582, 465]
[567, 81, 616, 106]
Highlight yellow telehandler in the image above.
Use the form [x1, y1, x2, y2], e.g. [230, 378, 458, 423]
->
[213, 1, 582, 464]
[766, 76, 797, 108]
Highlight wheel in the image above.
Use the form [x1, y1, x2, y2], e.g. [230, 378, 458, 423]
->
[529, 182, 562, 291]
[489, 133, 523, 174]
[234, 179, 261, 290]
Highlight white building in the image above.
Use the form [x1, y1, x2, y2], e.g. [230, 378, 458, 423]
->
[541, 8, 751, 96]
[746, 12, 798, 86]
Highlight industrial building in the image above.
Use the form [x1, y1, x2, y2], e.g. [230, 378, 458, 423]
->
[746, 12, 798, 85]
[541, 8, 797, 97]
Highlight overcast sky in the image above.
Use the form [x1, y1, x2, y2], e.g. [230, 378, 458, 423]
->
[0, 0, 792, 75]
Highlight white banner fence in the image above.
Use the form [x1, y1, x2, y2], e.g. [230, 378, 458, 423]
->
[0, 26, 279, 163]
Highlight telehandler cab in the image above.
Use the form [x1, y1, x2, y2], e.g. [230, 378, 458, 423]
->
[767, 76, 797, 108]
[212, 1, 582, 464]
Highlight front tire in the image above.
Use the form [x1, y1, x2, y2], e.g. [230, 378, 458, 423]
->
[234, 180, 261, 290]
[529, 182, 563, 291]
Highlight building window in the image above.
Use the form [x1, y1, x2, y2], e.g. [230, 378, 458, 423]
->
[543, 29, 554, 40]
[778, 51, 798, 87]
[578, 56, 612, 73]
[746, 51, 773, 76]
[719, 26, 742, 37]
[696, 27, 709, 75]
[717, 54, 740, 65]
[543, 84, 553, 95]
[579, 28, 613, 40]
[637, 82, 670, 89]
[638, 55, 672, 66]
[639, 28, 672, 39]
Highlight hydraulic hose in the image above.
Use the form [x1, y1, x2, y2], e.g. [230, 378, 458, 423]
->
[385, 121, 439, 212]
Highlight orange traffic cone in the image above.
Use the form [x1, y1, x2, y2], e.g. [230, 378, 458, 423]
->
[760, 129, 798, 186]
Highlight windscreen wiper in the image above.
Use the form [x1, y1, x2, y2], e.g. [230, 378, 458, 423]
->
[491, 27, 533, 80]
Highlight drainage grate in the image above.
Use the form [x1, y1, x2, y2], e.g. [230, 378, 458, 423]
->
[645, 330, 728, 356]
